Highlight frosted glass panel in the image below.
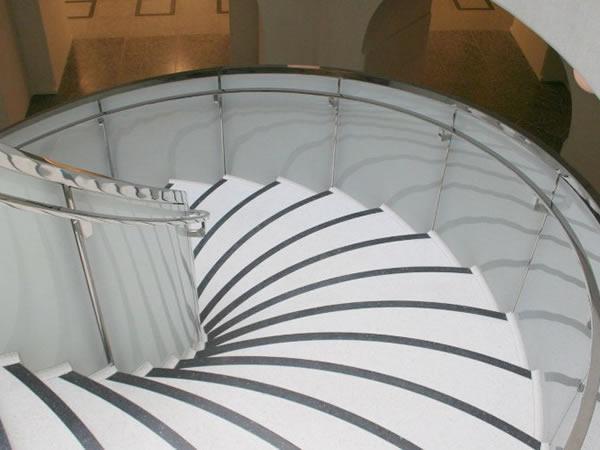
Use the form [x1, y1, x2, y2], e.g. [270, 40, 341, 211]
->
[334, 99, 447, 231]
[222, 73, 338, 94]
[0, 101, 100, 147]
[21, 118, 110, 176]
[515, 213, 591, 441]
[340, 79, 455, 127]
[555, 179, 600, 291]
[100, 76, 219, 111]
[223, 92, 334, 190]
[73, 190, 199, 372]
[434, 137, 547, 311]
[105, 96, 223, 186]
[0, 168, 106, 374]
[454, 109, 557, 197]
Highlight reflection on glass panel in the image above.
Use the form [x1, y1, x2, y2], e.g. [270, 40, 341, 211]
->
[223, 92, 334, 191]
[0, 168, 106, 374]
[434, 136, 547, 311]
[0, 102, 100, 147]
[550, 383, 585, 449]
[73, 190, 199, 372]
[22, 118, 111, 176]
[515, 212, 591, 442]
[340, 79, 455, 127]
[105, 96, 223, 187]
[555, 179, 600, 294]
[334, 98, 446, 231]
[221, 73, 338, 94]
[101, 77, 219, 112]
[453, 109, 558, 198]
[582, 382, 600, 450]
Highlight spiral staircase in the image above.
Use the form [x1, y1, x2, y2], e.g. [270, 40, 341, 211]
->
[0, 68, 599, 449]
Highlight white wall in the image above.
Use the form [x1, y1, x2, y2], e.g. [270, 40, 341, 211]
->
[562, 64, 600, 192]
[255, 0, 381, 70]
[229, 0, 258, 66]
[6, 0, 71, 95]
[0, 0, 30, 129]
[494, 0, 600, 96]
[38, 0, 72, 90]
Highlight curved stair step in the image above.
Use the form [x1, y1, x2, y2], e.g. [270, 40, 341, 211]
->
[99, 370, 300, 449]
[0, 356, 100, 450]
[45, 369, 193, 449]
[179, 340, 534, 430]
[193, 178, 317, 292]
[148, 366, 538, 450]
[200, 208, 423, 322]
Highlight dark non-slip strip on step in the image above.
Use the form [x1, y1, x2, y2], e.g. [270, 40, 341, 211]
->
[191, 332, 531, 378]
[210, 300, 507, 345]
[174, 356, 541, 450]
[205, 233, 430, 330]
[108, 371, 299, 450]
[194, 181, 280, 258]
[208, 266, 473, 339]
[148, 368, 422, 450]
[3, 364, 102, 450]
[190, 178, 227, 210]
[197, 190, 333, 300]
[200, 207, 384, 322]
[204, 233, 430, 332]
[0, 417, 10, 450]
[61, 371, 194, 450]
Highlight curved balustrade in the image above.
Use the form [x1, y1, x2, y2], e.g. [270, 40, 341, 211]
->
[1, 67, 599, 448]
[0, 189, 208, 226]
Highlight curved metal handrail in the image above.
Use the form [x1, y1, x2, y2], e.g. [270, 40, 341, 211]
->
[0, 190, 209, 226]
[0, 143, 187, 205]
[1, 65, 597, 216]
[0, 66, 598, 447]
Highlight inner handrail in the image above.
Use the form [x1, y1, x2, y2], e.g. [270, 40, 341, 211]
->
[0, 142, 187, 205]
[0, 189, 209, 227]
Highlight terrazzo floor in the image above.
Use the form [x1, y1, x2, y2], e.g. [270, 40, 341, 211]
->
[28, 1, 571, 154]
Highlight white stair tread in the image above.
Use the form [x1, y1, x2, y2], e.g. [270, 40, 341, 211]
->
[168, 179, 212, 204]
[100, 376, 277, 448]
[209, 239, 454, 322]
[148, 374, 398, 449]
[173, 175, 263, 248]
[189, 339, 534, 431]
[0, 365, 82, 450]
[202, 209, 431, 314]
[150, 368, 535, 450]
[194, 179, 315, 283]
[198, 188, 371, 305]
[228, 271, 502, 323]
[45, 376, 170, 449]
[219, 307, 523, 365]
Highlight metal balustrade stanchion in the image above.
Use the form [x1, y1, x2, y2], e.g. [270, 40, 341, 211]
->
[329, 78, 341, 188]
[62, 185, 115, 365]
[97, 100, 116, 178]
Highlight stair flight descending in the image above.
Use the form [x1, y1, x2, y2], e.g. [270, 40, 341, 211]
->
[0, 176, 542, 449]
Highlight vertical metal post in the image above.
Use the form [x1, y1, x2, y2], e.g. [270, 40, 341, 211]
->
[511, 170, 562, 313]
[97, 100, 116, 178]
[329, 78, 341, 188]
[430, 108, 457, 231]
[216, 75, 226, 175]
[62, 185, 114, 365]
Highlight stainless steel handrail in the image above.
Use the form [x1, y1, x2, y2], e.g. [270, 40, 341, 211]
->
[62, 185, 115, 365]
[0, 143, 187, 205]
[0, 189, 209, 226]
[0, 66, 598, 446]
[2, 66, 597, 217]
